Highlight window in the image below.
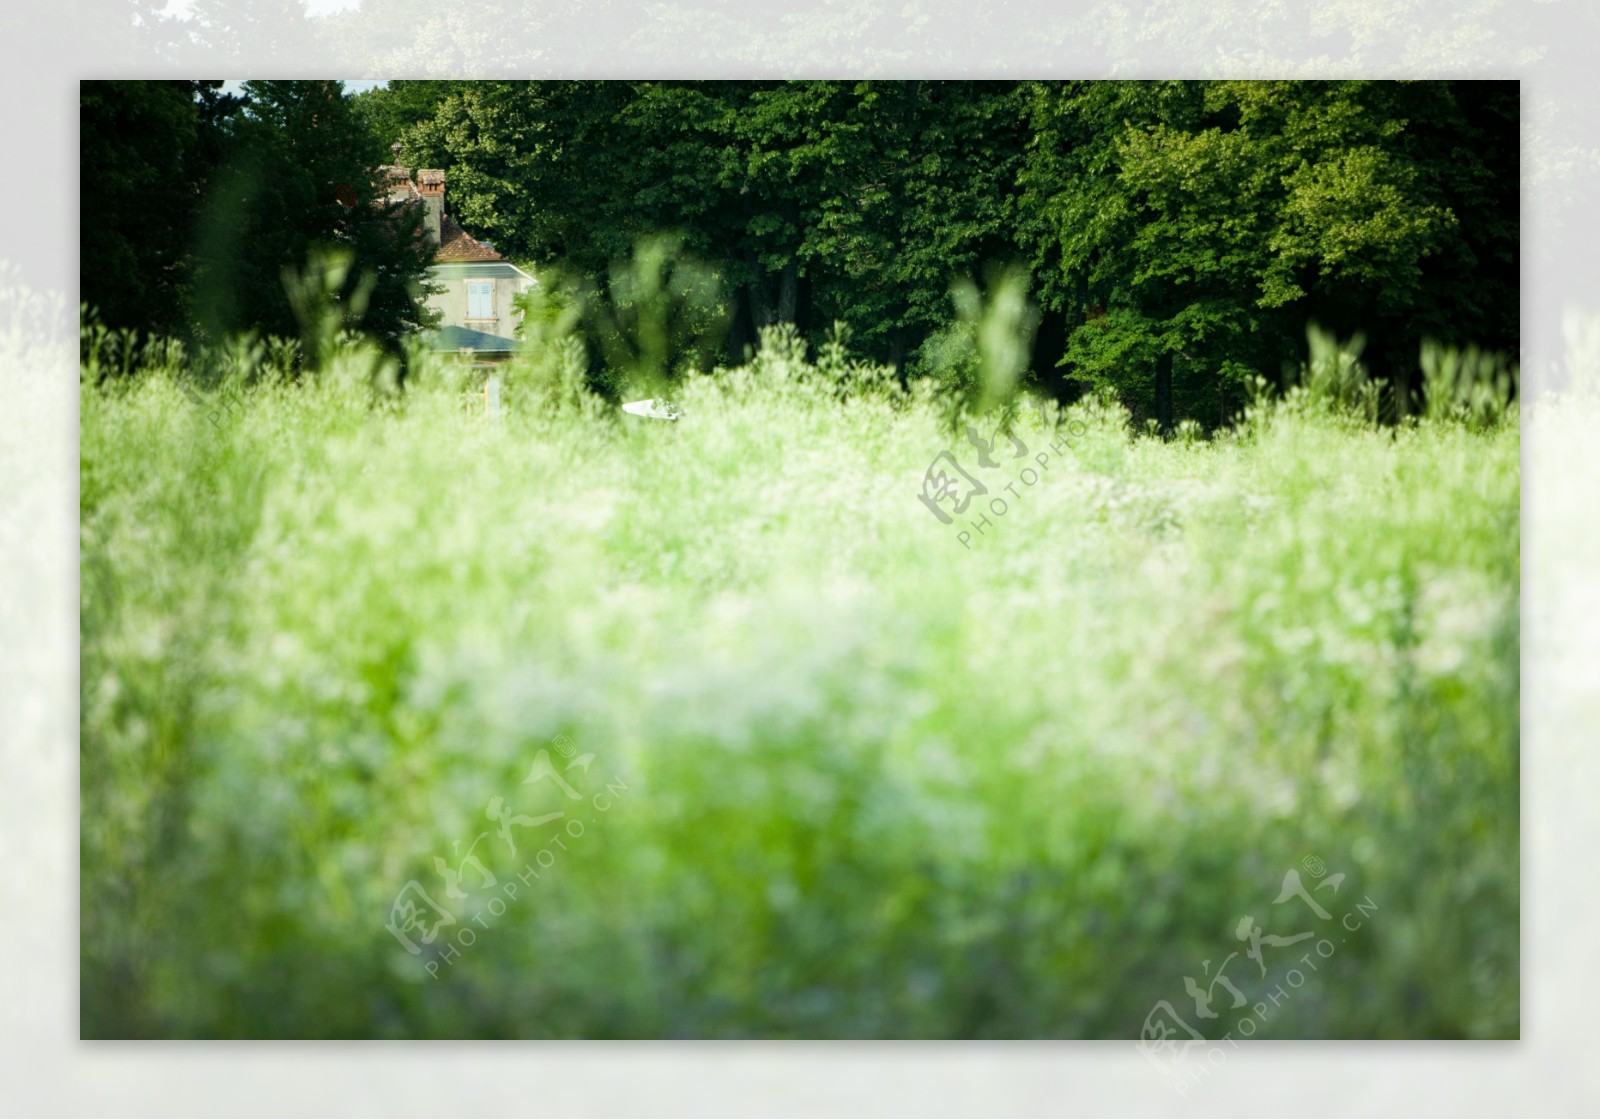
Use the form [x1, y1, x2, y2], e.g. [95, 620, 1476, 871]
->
[466, 280, 493, 320]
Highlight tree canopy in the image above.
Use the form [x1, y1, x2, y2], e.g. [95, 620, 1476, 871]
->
[1019, 80, 1518, 423]
[81, 79, 438, 364]
[84, 79, 1517, 422]
[377, 78, 1516, 423]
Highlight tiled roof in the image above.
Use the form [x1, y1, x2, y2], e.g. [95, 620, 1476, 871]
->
[435, 214, 505, 262]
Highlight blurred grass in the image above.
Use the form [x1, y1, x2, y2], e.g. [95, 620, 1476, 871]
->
[79, 331, 1518, 1038]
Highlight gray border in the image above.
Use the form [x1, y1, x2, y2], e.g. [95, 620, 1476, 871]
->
[7, 1, 1596, 1114]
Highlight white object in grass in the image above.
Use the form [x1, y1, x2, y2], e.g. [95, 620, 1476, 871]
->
[621, 398, 682, 420]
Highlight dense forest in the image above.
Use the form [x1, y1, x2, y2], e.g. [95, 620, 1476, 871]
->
[82, 79, 1518, 427]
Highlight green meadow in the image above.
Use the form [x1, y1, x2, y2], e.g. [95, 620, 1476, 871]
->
[79, 330, 1519, 1039]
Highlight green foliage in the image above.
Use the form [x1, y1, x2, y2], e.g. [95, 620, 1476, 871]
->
[81, 329, 1518, 1039]
[810, 321, 902, 401]
[398, 81, 1030, 371]
[1297, 322, 1381, 423]
[1420, 341, 1517, 431]
[554, 235, 730, 400]
[386, 79, 1513, 423]
[79, 81, 208, 337]
[80, 306, 189, 387]
[916, 264, 1040, 434]
[201, 330, 302, 390]
[199, 81, 440, 355]
[281, 246, 374, 372]
[1019, 79, 1518, 425]
[503, 277, 592, 412]
[349, 80, 469, 150]
[83, 79, 1516, 420]
[914, 319, 982, 402]
[80, 80, 438, 365]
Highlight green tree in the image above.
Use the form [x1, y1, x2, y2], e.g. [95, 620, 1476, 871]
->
[399, 81, 1030, 372]
[390, 79, 1515, 411]
[349, 80, 468, 151]
[1018, 80, 1518, 428]
[80, 80, 203, 336]
[81, 80, 438, 360]
[786, 81, 1027, 372]
[190, 80, 439, 357]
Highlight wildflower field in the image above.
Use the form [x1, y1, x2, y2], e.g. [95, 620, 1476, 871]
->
[79, 331, 1519, 1039]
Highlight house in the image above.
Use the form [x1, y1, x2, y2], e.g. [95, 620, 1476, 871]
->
[379, 159, 536, 361]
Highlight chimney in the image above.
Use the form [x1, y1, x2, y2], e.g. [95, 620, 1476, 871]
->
[417, 169, 445, 249]
[381, 164, 413, 203]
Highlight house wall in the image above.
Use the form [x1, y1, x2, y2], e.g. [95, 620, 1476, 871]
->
[426, 263, 535, 347]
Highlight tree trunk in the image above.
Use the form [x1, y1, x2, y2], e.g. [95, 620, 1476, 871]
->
[747, 251, 774, 332]
[795, 271, 812, 339]
[726, 283, 756, 364]
[888, 329, 906, 380]
[1156, 349, 1174, 435]
[1031, 309, 1068, 401]
[777, 259, 798, 324]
